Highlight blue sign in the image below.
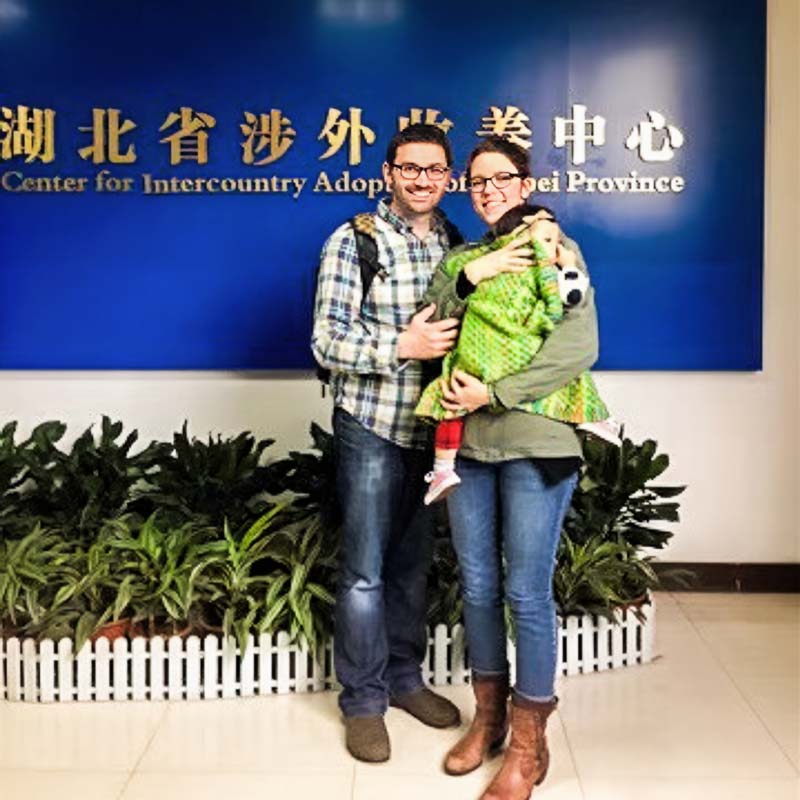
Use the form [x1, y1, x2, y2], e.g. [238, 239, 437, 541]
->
[0, 0, 765, 370]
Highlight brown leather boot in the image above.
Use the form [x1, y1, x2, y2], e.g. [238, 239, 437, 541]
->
[480, 694, 558, 800]
[443, 673, 509, 776]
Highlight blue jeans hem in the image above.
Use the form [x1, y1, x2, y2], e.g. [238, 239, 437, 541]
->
[388, 675, 426, 698]
[472, 667, 509, 680]
[513, 687, 557, 703]
[340, 699, 389, 718]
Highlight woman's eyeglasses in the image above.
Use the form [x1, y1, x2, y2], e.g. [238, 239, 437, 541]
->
[466, 172, 522, 192]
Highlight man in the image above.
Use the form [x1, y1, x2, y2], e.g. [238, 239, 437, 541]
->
[311, 124, 462, 763]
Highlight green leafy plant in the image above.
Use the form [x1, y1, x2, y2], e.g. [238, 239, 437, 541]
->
[200, 505, 294, 652]
[99, 514, 215, 636]
[198, 507, 337, 656]
[427, 508, 463, 627]
[555, 536, 660, 619]
[0, 417, 689, 653]
[134, 422, 279, 530]
[554, 435, 689, 615]
[0, 524, 88, 640]
[0, 422, 30, 535]
[14, 417, 170, 543]
[267, 423, 338, 526]
[564, 435, 686, 550]
[254, 512, 338, 656]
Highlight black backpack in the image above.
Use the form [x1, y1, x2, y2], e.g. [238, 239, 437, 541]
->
[314, 212, 463, 391]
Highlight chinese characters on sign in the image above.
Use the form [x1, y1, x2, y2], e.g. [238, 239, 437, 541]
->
[0, 102, 685, 167]
[241, 110, 296, 166]
[625, 110, 685, 162]
[478, 105, 532, 150]
[318, 107, 375, 165]
[78, 109, 137, 164]
[0, 105, 56, 163]
[554, 104, 605, 165]
[159, 107, 217, 165]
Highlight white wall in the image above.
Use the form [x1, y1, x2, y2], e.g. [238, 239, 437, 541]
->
[1, 0, 798, 564]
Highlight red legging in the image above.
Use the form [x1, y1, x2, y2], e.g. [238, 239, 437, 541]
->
[434, 417, 464, 451]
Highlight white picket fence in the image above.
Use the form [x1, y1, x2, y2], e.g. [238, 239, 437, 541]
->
[0, 602, 655, 703]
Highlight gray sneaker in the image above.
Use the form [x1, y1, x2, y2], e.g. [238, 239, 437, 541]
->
[390, 687, 461, 728]
[344, 714, 391, 762]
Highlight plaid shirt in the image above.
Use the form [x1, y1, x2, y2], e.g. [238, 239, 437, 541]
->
[311, 198, 455, 448]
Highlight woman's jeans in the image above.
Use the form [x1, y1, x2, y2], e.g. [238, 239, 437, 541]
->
[447, 456, 577, 701]
[333, 409, 433, 717]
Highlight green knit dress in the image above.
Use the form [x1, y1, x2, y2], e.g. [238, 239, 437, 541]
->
[415, 230, 610, 424]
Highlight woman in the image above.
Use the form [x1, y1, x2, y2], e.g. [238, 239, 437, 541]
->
[423, 136, 598, 800]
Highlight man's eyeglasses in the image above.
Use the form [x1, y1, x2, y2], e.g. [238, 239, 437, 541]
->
[467, 172, 523, 193]
[391, 163, 450, 181]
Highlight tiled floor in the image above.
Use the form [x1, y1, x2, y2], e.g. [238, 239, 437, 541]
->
[0, 592, 797, 799]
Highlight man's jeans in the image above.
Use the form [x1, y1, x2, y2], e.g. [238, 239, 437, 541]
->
[333, 409, 433, 717]
[447, 456, 578, 701]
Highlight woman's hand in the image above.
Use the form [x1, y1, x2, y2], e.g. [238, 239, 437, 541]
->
[440, 369, 490, 413]
[463, 236, 533, 285]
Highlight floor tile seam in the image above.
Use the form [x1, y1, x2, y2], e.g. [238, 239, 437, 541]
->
[680, 611, 800, 777]
[557, 708, 589, 800]
[649, 597, 725, 671]
[114, 769, 135, 800]
[656, 594, 717, 637]
[120, 767, 356, 775]
[118, 701, 171, 796]
[133, 765, 355, 775]
[689, 619, 800, 634]
[673, 593, 800, 605]
[581, 775, 800, 780]
[580, 776, 800, 786]
[0, 767, 131, 774]
[572, 768, 800, 780]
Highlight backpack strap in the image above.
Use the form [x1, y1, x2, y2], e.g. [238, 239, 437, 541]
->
[351, 212, 464, 298]
[315, 213, 382, 395]
[350, 212, 382, 301]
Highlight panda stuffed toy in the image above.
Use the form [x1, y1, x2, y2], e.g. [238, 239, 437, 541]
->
[557, 264, 590, 308]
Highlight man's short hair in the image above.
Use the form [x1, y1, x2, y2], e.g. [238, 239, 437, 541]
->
[385, 123, 453, 166]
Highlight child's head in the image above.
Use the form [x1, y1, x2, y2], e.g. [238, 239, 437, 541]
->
[492, 203, 560, 261]
[528, 218, 559, 261]
[492, 203, 556, 235]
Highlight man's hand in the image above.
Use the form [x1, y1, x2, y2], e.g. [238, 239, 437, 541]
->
[464, 236, 534, 285]
[440, 369, 490, 413]
[397, 304, 460, 360]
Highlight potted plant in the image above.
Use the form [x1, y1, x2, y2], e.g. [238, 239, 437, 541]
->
[556, 434, 689, 616]
[96, 514, 214, 639]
